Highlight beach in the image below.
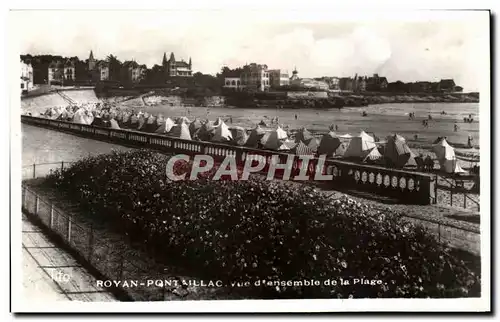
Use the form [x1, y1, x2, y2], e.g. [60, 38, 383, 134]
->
[117, 100, 480, 149]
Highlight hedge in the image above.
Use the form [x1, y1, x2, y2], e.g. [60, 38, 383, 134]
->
[45, 149, 480, 298]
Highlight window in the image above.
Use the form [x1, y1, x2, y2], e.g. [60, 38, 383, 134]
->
[231, 80, 236, 86]
[237, 80, 240, 86]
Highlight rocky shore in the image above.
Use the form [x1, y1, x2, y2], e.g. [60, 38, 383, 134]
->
[224, 92, 479, 109]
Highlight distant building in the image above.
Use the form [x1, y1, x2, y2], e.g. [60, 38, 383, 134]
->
[289, 68, 328, 90]
[438, 79, 456, 92]
[339, 77, 354, 92]
[122, 61, 146, 83]
[268, 69, 290, 88]
[64, 59, 76, 81]
[409, 81, 432, 93]
[290, 67, 299, 83]
[88, 50, 96, 71]
[20, 58, 33, 92]
[353, 75, 367, 92]
[366, 74, 388, 91]
[48, 60, 64, 84]
[96, 60, 110, 81]
[223, 77, 242, 91]
[162, 52, 192, 77]
[329, 77, 340, 90]
[240, 63, 270, 92]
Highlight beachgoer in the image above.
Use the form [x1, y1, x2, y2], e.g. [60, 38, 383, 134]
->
[428, 114, 432, 120]
[467, 135, 474, 148]
[414, 134, 418, 140]
[335, 125, 338, 131]
[454, 124, 458, 132]
[295, 114, 298, 120]
[230, 116, 233, 124]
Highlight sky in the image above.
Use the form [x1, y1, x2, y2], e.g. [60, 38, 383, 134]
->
[12, 10, 489, 92]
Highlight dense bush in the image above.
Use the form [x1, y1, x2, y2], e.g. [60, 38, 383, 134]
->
[46, 150, 480, 298]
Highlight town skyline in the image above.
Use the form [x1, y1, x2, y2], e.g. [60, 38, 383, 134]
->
[14, 11, 487, 92]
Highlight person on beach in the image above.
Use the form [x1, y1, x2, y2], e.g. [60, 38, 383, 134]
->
[467, 135, 474, 148]
[454, 123, 459, 132]
[428, 114, 432, 120]
[295, 114, 298, 120]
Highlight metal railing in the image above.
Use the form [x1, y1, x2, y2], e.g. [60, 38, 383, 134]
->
[22, 184, 176, 301]
[435, 174, 480, 211]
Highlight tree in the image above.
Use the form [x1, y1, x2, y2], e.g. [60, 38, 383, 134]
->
[106, 54, 122, 82]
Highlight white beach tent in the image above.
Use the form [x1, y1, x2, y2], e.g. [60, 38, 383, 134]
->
[359, 130, 375, 142]
[211, 120, 233, 142]
[167, 122, 192, 140]
[432, 138, 466, 174]
[155, 117, 175, 134]
[363, 147, 383, 162]
[72, 108, 93, 125]
[262, 126, 289, 150]
[343, 131, 378, 159]
[109, 119, 121, 129]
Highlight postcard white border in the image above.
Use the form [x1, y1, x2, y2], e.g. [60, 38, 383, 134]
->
[7, 1, 493, 314]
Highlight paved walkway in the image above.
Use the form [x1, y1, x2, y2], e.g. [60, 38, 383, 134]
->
[22, 213, 118, 302]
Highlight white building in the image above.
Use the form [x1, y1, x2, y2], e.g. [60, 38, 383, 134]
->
[48, 61, 64, 84]
[289, 68, 329, 90]
[240, 63, 270, 92]
[20, 58, 33, 93]
[97, 61, 110, 81]
[269, 69, 290, 88]
[64, 59, 76, 81]
[223, 77, 242, 91]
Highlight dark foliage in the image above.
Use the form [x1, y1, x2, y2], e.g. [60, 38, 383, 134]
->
[45, 150, 480, 299]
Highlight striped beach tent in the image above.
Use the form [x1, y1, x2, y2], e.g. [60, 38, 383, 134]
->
[384, 134, 417, 168]
[317, 132, 342, 157]
[291, 141, 315, 155]
[229, 126, 249, 146]
[246, 125, 266, 148]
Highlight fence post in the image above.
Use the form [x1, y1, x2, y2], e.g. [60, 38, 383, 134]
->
[22, 186, 26, 209]
[49, 204, 54, 228]
[161, 282, 166, 301]
[438, 223, 441, 243]
[88, 225, 94, 263]
[434, 175, 438, 204]
[464, 193, 467, 209]
[67, 215, 72, 243]
[117, 253, 124, 281]
[34, 195, 39, 215]
[450, 188, 453, 207]
[61, 161, 64, 171]
[33, 163, 36, 179]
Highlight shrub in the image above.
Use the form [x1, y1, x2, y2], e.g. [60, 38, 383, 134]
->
[45, 150, 480, 298]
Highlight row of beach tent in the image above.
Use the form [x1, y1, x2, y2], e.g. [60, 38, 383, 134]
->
[34, 106, 466, 174]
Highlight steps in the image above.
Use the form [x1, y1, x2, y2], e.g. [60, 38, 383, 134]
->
[56, 90, 76, 105]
